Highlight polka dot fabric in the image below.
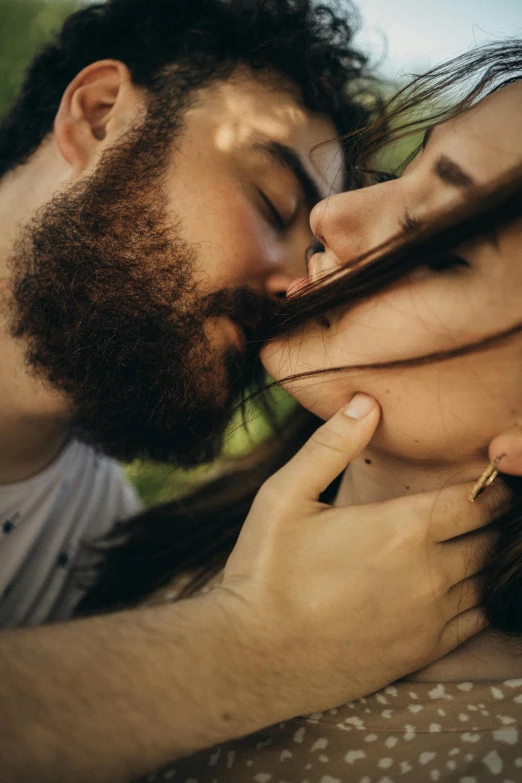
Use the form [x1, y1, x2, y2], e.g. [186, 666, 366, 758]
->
[139, 679, 522, 783]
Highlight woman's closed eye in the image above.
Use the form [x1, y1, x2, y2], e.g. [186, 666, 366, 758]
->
[398, 213, 470, 274]
[424, 254, 470, 273]
[409, 251, 470, 279]
[348, 169, 471, 278]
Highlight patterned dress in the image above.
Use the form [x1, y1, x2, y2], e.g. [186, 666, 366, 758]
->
[141, 678, 522, 783]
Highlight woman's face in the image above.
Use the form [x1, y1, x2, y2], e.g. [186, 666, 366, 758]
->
[261, 81, 522, 464]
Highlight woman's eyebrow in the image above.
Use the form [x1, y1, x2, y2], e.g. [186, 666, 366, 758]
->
[423, 124, 497, 248]
[434, 155, 475, 189]
[422, 125, 475, 189]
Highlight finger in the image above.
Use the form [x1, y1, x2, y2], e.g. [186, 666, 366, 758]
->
[440, 530, 496, 587]
[444, 575, 483, 621]
[270, 394, 381, 500]
[489, 426, 522, 475]
[425, 479, 511, 542]
[437, 607, 488, 660]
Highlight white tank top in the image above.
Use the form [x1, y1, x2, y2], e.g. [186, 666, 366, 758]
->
[0, 439, 141, 627]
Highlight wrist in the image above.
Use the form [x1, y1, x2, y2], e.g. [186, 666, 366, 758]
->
[206, 585, 307, 731]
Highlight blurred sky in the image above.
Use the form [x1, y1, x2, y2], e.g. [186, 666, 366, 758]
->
[353, 0, 522, 79]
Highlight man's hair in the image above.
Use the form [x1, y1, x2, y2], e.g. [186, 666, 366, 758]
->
[0, 0, 374, 180]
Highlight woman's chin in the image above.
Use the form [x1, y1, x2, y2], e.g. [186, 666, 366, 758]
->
[259, 341, 288, 380]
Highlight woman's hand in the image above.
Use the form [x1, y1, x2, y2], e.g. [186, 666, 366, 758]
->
[214, 393, 507, 718]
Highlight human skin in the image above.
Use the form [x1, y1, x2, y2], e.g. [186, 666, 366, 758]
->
[263, 83, 522, 466]
[0, 61, 504, 783]
[0, 61, 340, 484]
[0, 403, 506, 783]
[262, 81, 522, 680]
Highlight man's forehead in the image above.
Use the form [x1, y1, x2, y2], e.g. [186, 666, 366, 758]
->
[197, 75, 328, 136]
[179, 69, 343, 197]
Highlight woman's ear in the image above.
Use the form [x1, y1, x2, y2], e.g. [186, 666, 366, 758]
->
[53, 60, 144, 176]
[489, 423, 522, 476]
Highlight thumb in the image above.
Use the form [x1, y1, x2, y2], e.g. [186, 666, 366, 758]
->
[272, 393, 381, 501]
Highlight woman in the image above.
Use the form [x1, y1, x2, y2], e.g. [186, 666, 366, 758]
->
[96, 42, 522, 780]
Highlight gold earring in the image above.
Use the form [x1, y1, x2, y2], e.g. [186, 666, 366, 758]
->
[468, 453, 506, 502]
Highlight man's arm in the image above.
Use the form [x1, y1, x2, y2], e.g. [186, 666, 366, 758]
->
[0, 397, 505, 783]
[0, 596, 297, 783]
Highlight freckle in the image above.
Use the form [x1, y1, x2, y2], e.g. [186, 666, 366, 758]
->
[385, 388, 390, 394]
[365, 458, 372, 465]
[414, 439, 419, 443]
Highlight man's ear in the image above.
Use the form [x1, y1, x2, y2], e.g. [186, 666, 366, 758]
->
[54, 60, 144, 176]
[489, 422, 522, 476]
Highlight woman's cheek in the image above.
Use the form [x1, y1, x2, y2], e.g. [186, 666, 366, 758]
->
[363, 363, 508, 463]
[285, 378, 355, 421]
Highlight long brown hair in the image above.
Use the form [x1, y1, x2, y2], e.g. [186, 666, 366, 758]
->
[77, 42, 522, 631]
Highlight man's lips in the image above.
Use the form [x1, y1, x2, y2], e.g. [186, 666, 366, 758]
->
[228, 318, 247, 354]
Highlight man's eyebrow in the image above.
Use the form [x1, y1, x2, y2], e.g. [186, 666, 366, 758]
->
[253, 141, 324, 211]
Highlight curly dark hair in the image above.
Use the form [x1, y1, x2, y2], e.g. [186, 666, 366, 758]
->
[0, 0, 376, 179]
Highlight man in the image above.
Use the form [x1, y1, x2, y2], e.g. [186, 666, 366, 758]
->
[1, 0, 366, 622]
[0, 1, 502, 781]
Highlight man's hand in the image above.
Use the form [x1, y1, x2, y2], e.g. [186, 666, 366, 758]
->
[216, 393, 506, 717]
[0, 395, 506, 783]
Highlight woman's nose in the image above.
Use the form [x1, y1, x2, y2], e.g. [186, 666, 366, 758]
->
[309, 199, 328, 245]
[310, 193, 368, 265]
[311, 187, 394, 268]
[310, 184, 401, 270]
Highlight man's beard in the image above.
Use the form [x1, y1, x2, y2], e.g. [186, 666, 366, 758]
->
[8, 114, 269, 467]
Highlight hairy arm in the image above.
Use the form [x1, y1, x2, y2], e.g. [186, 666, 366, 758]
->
[0, 594, 285, 783]
[0, 401, 502, 782]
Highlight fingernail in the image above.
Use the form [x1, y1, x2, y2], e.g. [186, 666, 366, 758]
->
[344, 393, 376, 420]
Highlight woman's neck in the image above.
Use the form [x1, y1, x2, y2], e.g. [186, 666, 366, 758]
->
[334, 448, 486, 508]
[334, 448, 522, 683]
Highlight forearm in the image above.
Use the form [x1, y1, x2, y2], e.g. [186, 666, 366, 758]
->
[0, 594, 285, 783]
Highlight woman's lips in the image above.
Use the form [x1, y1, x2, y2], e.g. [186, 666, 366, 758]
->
[286, 251, 322, 297]
[286, 277, 309, 297]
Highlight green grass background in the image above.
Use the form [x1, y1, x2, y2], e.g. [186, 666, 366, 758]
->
[0, 0, 79, 118]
